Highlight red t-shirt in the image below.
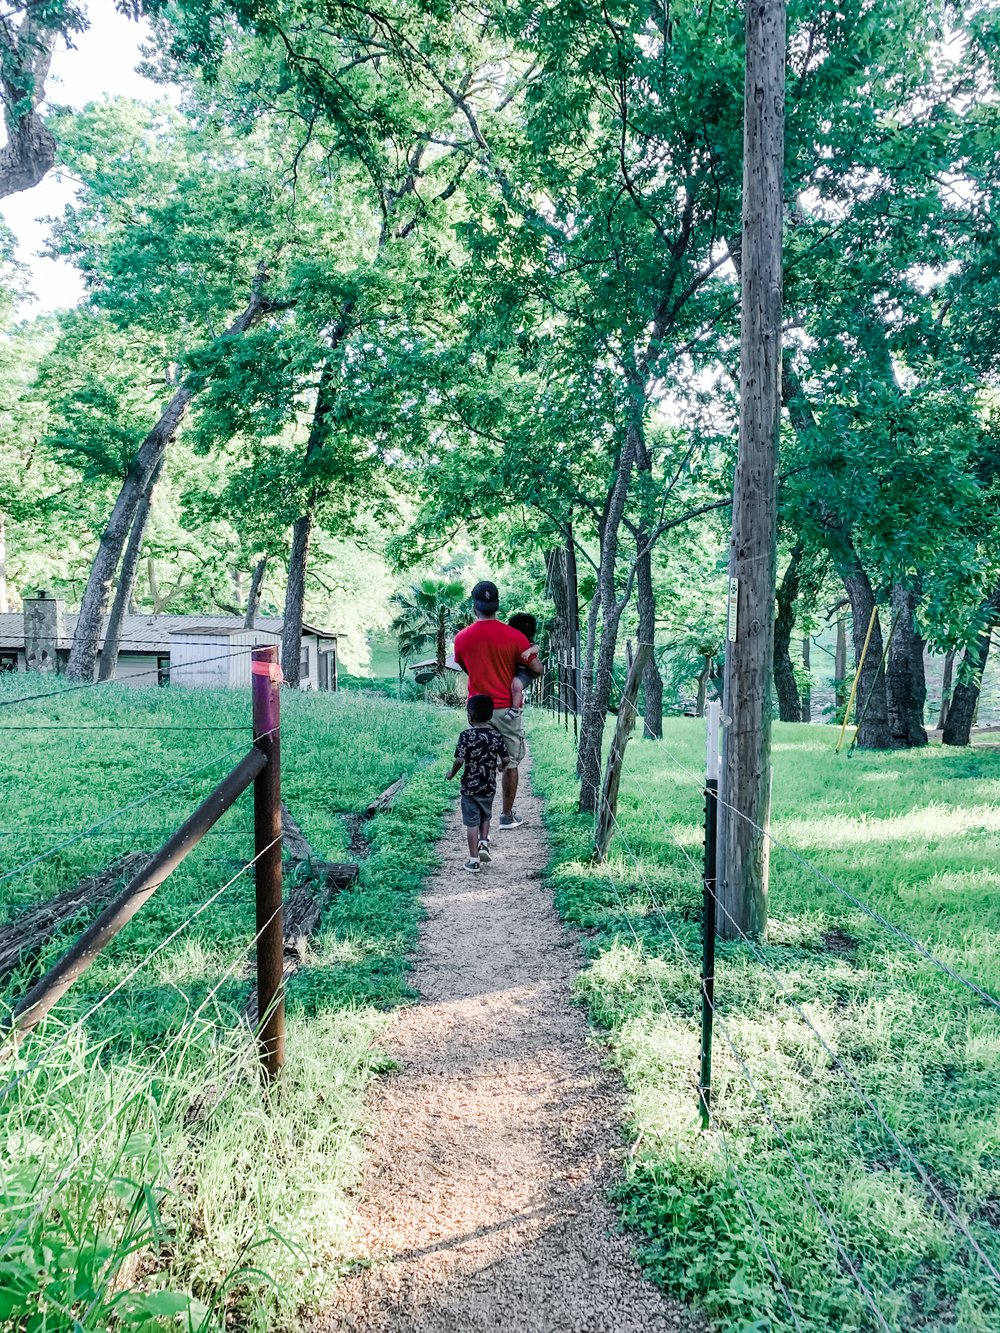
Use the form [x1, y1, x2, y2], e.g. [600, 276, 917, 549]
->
[453, 619, 531, 708]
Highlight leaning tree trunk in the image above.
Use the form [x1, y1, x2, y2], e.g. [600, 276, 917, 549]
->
[937, 648, 956, 730]
[577, 411, 641, 813]
[243, 555, 268, 629]
[68, 278, 276, 681]
[635, 531, 663, 738]
[886, 582, 927, 747]
[97, 456, 164, 682]
[942, 584, 1000, 746]
[840, 560, 893, 749]
[774, 543, 803, 721]
[282, 513, 313, 687]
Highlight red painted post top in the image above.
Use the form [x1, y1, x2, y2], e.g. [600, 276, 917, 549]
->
[252, 645, 282, 740]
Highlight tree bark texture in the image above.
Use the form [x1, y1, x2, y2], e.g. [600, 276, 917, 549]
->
[773, 543, 803, 722]
[886, 582, 928, 747]
[68, 281, 275, 681]
[244, 556, 268, 628]
[97, 456, 164, 682]
[0, 16, 57, 200]
[942, 583, 1000, 746]
[717, 0, 785, 942]
[577, 414, 641, 813]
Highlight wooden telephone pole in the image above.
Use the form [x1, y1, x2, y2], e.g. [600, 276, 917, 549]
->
[717, 0, 786, 940]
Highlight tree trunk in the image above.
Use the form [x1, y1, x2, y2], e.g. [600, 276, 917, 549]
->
[282, 513, 312, 687]
[0, 515, 8, 613]
[97, 456, 164, 682]
[937, 648, 956, 730]
[840, 562, 893, 748]
[773, 543, 802, 722]
[942, 584, 1000, 746]
[835, 616, 847, 711]
[886, 582, 927, 747]
[695, 658, 711, 716]
[717, 0, 785, 942]
[800, 637, 811, 722]
[436, 612, 447, 673]
[0, 19, 58, 201]
[244, 556, 268, 628]
[635, 530, 663, 738]
[577, 411, 641, 813]
[67, 279, 275, 681]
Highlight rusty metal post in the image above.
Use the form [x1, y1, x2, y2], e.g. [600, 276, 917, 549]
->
[252, 644, 284, 1079]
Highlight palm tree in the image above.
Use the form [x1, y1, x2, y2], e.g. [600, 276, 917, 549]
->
[391, 578, 471, 678]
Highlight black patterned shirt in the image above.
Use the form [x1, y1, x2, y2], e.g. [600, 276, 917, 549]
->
[454, 726, 508, 796]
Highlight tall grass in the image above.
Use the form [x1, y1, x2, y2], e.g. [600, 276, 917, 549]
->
[0, 683, 455, 1329]
[531, 716, 1000, 1333]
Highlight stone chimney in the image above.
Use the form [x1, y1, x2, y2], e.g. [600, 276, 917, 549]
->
[24, 590, 65, 673]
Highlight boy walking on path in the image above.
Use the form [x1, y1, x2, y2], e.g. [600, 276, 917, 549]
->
[453, 580, 543, 829]
[446, 693, 509, 873]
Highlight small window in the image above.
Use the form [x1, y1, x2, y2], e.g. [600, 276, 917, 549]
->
[157, 656, 171, 687]
[0, 652, 18, 674]
[300, 647, 310, 680]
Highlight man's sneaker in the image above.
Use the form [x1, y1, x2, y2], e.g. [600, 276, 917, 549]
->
[498, 811, 523, 829]
[463, 857, 481, 873]
[478, 839, 492, 863]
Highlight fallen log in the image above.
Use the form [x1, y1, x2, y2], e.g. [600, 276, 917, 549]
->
[0, 852, 151, 983]
[363, 775, 405, 820]
[243, 807, 359, 1023]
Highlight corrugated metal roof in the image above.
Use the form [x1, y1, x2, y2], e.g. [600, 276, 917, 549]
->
[0, 612, 337, 653]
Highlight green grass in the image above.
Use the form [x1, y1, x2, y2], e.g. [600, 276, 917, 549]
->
[0, 679, 455, 1331]
[530, 715, 1000, 1333]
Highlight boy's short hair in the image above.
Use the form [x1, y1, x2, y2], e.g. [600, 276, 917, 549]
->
[508, 612, 537, 640]
[467, 693, 494, 724]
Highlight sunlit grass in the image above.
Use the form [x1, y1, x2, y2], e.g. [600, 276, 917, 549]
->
[531, 714, 1000, 1333]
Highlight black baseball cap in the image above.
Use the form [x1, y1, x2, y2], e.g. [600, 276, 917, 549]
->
[471, 580, 499, 613]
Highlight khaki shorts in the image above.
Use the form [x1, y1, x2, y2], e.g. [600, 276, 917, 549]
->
[490, 709, 525, 768]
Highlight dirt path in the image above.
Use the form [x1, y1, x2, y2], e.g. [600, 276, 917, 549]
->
[315, 761, 698, 1333]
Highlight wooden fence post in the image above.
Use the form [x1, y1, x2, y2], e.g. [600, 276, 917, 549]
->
[592, 642, 652, 862]
[252, 644, 285, 1079]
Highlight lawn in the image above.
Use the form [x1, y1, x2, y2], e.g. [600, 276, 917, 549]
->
[530, 716, 1000, 1333]
[0, 677, 455, 1331]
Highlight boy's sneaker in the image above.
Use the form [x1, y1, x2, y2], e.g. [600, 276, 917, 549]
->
[478, 839, 492, 863]
[463, 857, 481, 873]
[498, 811, 523, 829]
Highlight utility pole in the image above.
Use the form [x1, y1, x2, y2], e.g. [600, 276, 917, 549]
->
[717, 0, 786, 940]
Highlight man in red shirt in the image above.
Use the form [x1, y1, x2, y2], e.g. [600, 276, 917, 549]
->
[453, 580, 543, 828]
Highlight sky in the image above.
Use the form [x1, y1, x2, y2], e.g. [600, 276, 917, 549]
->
[0, 0, 169, 314]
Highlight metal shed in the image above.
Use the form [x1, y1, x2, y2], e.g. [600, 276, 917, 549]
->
[168, 626, 282, 689]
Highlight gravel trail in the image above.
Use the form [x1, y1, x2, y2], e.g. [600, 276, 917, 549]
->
[315, 760, 699, 1333]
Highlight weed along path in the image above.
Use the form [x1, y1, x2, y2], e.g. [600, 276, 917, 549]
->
[316, 761, 697, 1333]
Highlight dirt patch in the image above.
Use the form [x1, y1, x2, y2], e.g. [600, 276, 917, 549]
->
[821, 927, 858, 958]
[312, 758, 700, 1333]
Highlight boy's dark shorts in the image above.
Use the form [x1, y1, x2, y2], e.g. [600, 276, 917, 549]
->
[461, 794, 494, 827]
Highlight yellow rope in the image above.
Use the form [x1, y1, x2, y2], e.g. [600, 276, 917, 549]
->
[835, 605, 877, 753]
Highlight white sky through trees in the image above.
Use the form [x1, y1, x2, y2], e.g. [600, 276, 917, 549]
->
[0, 1, 168, 314]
